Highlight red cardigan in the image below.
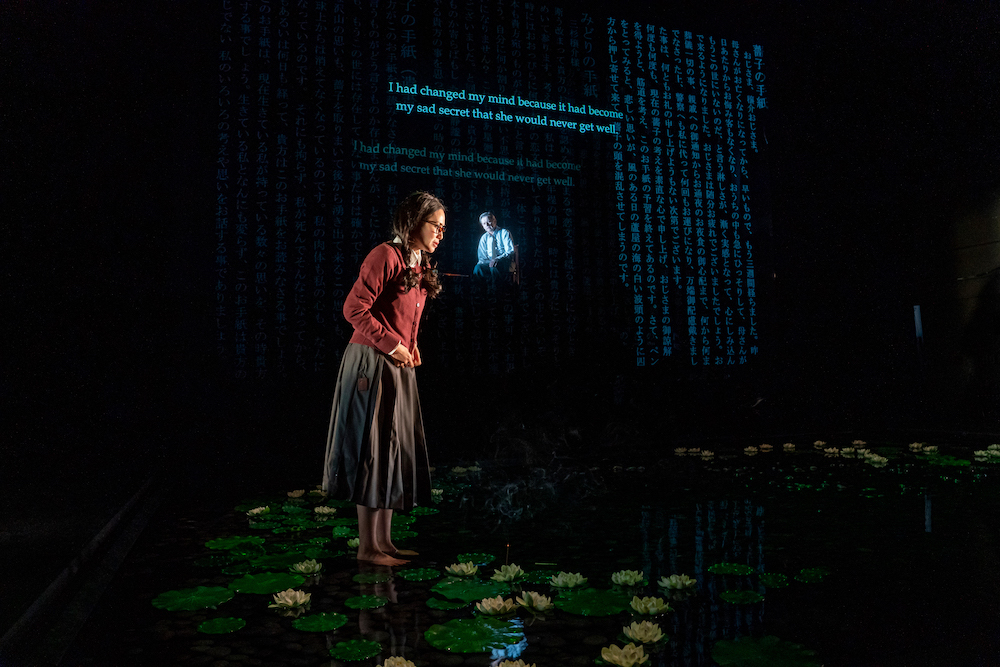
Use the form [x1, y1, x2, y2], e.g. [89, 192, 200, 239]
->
[344, 243, 427, 355]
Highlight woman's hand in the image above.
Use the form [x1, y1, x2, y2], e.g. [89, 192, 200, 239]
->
[412, 346, 422, 368]
[390, 344, 415, 368]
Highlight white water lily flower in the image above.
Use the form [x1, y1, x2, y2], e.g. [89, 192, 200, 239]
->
[840, 447, 855, 457]
[988, 449, 1000, 458]
[974, 450, 988, 459]
[743, 446, 758, 455]
[269, 588, 311, 609]
[783, 443, 795, 451]
[445, 561, 478, 577]
[601, 642, 649, 667]
[451, 466, 468, 474]
[622, 620, 663, 644]
[611, 570, 645, 586]
[759, 444, 773, 451]
[856, 448, 871, 456]
[852, 439, 867, 446]
[516, 590, 553, 612]
[290, 559, 322, 574]
[498, 660, 537, 667]
[308, 487, 327, 497]
[347, 537, 360, 548]
[673, 447, 687, 455]
[476, 595, 516, 615]
[824, 447, 839, 455]
[701, 450, 715, 458]
[550, 571, 587, 588]
[491, 564, 525, 582]
[287, 489, 305, 498]
[630, 595, 670, 615]
[922, 445, 939, 453]
[658, 574, 696, 590]
[431, 488, 443, 497]
[380, 658, 416, 667]
[813, 440, 826, 448]
[988, 444, 1000, 451]
[909, 442, 925, 451]
[313, 505, 337, 516]
[467, 465, 481, 472]
[247, 506, 270, 516]
[687, 447, 701, 453]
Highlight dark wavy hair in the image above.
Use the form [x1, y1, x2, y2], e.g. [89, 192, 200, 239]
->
[390, 191, 445, 299]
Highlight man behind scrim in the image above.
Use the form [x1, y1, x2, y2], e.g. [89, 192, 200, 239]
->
[472, 211, 515, 282]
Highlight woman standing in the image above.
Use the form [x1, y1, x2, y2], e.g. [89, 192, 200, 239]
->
[322, 191, 446, 566]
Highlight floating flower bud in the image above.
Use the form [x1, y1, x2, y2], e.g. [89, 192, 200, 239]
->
[445, 561, 478, 577]
[630, 595, 670, 615]
[657, 574, 696, 590]
[380, 658, 417, 667]
[290, 559, 322, 574]
[491, 564, 525, 582]
[515, 590, 553, 612]
[622, 620, 664, 644]
[269, 588, 311, 609]
[600, 642, 649, 667]
[475, 595, 516, 615]
[550, 571, 588, 588]
[611, 570, 645, 586]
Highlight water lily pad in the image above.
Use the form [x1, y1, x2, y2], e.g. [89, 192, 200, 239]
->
[198, 617, 245, 634]
[760, 573, 790, 588]
[328, 639, 382, 660]
[194, 553, 240, 568]
[794, 567, 831, 583]
[720, 590, 764, 604]
[248, 521, 281, 530]
[427, 597, 470, 610]
[309, 537, 331, 545]
[345, 595, 389, 609]
[398, 568, 440, 582]
[228, 572, 306, 594]
[329, 517, 360, 526]
[331, 526, 359, 538]
[431, 578, 507, 603]
[411, 506, 439, 515]
[712, 635, 820, 666]
[353, 572, 392, 583]
[292, 611, 349, 632]
[424, 616, 525, 653]
[326, 498, 356, 508]
[456, 552, 495, 566]
[918, 454, 970, 467]
[393, 514, 416, 525]
[523, 569, 561, 585]
[283, 503, 312, 514]
[152, 586, 235, 611]
[554, 588, 630, 616]
[205, 536, 265, 550]
[709, 563, 755, 575]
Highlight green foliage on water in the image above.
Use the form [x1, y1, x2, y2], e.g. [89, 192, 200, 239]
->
[712, 635, 820, 666]
[456, 551, 495, 566]
[554, 588, 631, 616]
[431, 577, 507, 602]
[205, 535, 265, 550]
[719, 590, 765, 604]
[328, 639, 382, 660]
[197, 617, 245, 634]
[708, 563, 754, 575]
[760, 573, 791, 588]
[424, 616, 525, 653]
[397, 567, 441, 582]
[344, 595, 389, 609]
[292, 612, 348, 632]
[353, 571, 392, 583]
[227, 572, 306, 594]
[152, 586, 235, 611]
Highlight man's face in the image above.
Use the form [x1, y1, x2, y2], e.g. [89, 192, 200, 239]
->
[480, 214, 497, 234]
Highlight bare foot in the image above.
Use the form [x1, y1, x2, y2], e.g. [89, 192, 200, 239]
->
[357, 549, 408, 566]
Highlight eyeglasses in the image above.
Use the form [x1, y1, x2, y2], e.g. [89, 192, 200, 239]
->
[425, 220, 446, 236]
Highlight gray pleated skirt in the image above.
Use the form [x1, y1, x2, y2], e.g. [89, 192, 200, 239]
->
[322, 343, 432, 510]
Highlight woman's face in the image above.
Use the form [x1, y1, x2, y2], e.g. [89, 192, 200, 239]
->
[410, 207, 445, 253]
